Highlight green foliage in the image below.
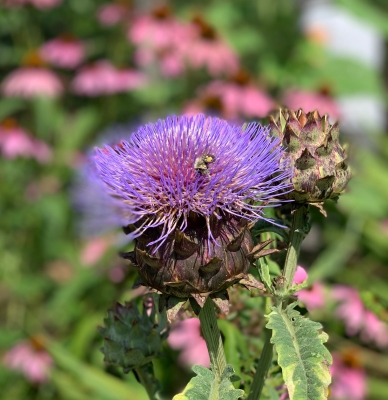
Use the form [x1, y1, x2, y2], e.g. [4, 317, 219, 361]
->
[266, 303, 332, 400]
[173, 365, 244, 400]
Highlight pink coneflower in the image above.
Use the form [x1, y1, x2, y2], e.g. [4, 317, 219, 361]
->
[71, 60, 146, 96]
[330, 350, 367, 400]
[40, 34, 85, 69]
[129, 6, 193, 51]
[80, 236, 113, 266]
[1, 51, 63, 98]
[184, 71, 274, 120]
[332, 285, 366, 336]
[297, 282, 325, 310]
[283, 88, 340, 120]
[97, 2, 130, 27]
[129, 6, 194, 78]
[185, 16, 239, 76]
[292, 266, 325, 310]
[332, 285, 388, 348]
[3, 0, 62, 9]
[134, 46, 186, 78]
[360, 310, 388, 348]
[167, 318, 210, 368]
[1, 68, 63, 98]
[3, 338, 53, 383]
[0, 118, 51, 162]
[293, 265, 308, 284]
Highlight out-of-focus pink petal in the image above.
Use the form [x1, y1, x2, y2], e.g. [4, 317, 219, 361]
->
[3, 340, 53, 383]
[332, 285, 365, 335]
[0, 121, 52, 162]
[71, 61, 147, 96]
[293, 266, 308, 284]
[297, 282, 326, 310]
[360, 311, 388, 348]
[80, 236, 112, 266]
[330, 353, 367, 400]
[283, 89, 340, 120]
[97, 3, 128, 26]
[167, 318, 210, 368]
[40, 36, 85, 69]
[1, 68, 63, 98]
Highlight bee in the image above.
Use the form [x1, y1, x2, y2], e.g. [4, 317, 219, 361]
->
[194, 154, 216, 176]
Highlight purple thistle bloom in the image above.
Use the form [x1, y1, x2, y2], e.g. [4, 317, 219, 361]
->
[93, 114, 291, 251]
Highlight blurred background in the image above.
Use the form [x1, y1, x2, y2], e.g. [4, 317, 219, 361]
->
[0, 0, 387, 399]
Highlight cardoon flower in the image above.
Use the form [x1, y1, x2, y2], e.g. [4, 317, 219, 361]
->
[93, 115, 291, 311]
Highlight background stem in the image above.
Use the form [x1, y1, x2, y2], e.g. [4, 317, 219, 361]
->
[248, 328, 273, 400]
[134, 366, 158, 400]
[198, 297, 227, 380]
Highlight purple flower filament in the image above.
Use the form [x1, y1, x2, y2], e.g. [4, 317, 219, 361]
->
[94, 115, 291, 252]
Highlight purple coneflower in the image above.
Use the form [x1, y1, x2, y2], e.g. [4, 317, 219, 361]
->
[3, 338, 53, 384]
[40, 34, 85, 69]
[93, 115, 291, 305]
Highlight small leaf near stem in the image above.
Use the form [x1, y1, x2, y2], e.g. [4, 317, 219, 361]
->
[282, 205, 309, 293]
[198, 297, 227, 381]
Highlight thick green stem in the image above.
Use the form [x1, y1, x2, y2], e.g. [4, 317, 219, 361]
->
[248, 328, 273, 400]
[134, 366, 157, 400]
[198, 297, 227, 380]
[283, 205, 309, 291]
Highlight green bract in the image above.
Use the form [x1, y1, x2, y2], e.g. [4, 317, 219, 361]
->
[99, 301, 167, 373]
[270, 109, 351, 203]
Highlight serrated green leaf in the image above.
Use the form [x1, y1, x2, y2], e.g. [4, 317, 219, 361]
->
[173, 365, 244, 400]
[266, 303, 332, 400]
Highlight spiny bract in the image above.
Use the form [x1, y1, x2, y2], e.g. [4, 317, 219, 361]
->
[269, 108, 351, 203]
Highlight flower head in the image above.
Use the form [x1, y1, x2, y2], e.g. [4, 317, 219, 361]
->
[1, 67, 63, 98]
[97, 2, 130, 27]
[92, 115, 290, 305]
[3, 338, 53, 383]
[185, 75, 274, 120]
[0, 118, 51, 162]
[333, 285, 388, 348]
[71, 60, 146, 96]
[186, 16, 239, 76]
[3, 0, 61, 9]
[94, 115, 290, 251]
[330, 350, 367, 400]
[40, 35, 85, 69]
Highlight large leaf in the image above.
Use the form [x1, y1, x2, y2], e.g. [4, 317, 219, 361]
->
[266, 303, 332, 400]
[173, 365, 244, 400]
